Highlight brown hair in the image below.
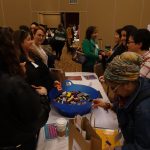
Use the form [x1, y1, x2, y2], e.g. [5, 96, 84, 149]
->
[33, 26, 46, 35]
[0, 27, 23, 76]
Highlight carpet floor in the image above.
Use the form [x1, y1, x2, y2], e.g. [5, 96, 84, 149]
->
[54, 46, 82, 72]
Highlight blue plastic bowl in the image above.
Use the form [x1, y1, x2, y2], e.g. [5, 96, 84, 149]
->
[48, 80, 101, 117]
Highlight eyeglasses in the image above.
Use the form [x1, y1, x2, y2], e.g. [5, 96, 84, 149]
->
[109, 84, 121, 93]
[127, 41, 135, 44]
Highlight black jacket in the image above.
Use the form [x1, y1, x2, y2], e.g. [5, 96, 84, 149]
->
[25, 59, 54, 92]
[0, 72, 50, 146]
[107, 44, 126, 64]
[115, 78, 150, 150]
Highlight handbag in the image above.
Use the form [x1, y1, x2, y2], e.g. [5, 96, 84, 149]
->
[72, 50, 87, 64]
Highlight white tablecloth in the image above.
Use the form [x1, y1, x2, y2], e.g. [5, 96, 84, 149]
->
[36, 72, 118, 150]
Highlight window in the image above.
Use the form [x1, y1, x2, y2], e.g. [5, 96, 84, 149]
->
[69, 0, 78, 4]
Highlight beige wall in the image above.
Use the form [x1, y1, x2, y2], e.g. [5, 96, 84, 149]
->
[0, 0, 32, 29]
[115, 0, 142, 27]
[141, 0, 150, 27]
[31, 0, 59, 12]
[81, 0, 150, 46]
[40, 13, 61, 28]
[0, 0, 4, 26]
[86, 0, 115, 46]
[0, 0, 150, 46]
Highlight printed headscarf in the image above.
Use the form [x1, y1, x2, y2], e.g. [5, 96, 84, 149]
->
[104, 52, 143, 83]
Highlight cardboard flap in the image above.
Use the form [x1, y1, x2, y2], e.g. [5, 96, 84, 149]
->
[69, 117, 102, 150]
[81, 117, 100, 140]
[69, 120, 91, 150]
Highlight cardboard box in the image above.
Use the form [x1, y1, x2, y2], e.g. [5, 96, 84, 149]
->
[95, 128, 122, 149]
[69, 118, 102, 150]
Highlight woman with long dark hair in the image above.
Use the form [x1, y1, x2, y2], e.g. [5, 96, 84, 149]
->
[13, 29, 54, 95]
[0, 27, 22, 75]
[0, 27, 50, 150]
[107, 25, 137, 64]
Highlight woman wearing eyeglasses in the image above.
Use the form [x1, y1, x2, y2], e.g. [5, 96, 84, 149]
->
[93, 51, 150, 150]
[127, 28, 150, 79]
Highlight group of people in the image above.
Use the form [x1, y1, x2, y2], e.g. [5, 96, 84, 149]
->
[0, 21, 150, 150]
[0, 22, 73, 149]
[81, 25, 150, 149]
[0, 22, 77, 150]
[0, 25, 52, 150]
[82, 25, 150, 76]
[51, 23, 79, 59]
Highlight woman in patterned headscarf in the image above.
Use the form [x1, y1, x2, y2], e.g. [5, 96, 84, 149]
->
[104, 51, 142, 84]
[93, 52, 150, 150]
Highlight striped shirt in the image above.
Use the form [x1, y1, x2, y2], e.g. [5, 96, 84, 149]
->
[140, 50, 150, 78]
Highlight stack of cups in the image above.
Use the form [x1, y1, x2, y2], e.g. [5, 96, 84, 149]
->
[56, 118, 67, 137]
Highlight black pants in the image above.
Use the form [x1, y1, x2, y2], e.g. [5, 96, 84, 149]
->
[48, 54, 55, 68]
[53, 40, 65, 59]
[82, 64, 94, 72]
[66, 38, 73, 53]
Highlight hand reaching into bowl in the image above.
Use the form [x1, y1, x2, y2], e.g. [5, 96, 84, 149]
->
[93, 99, 112, 110]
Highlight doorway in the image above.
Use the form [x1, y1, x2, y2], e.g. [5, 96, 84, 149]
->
[61, 12, 79, 29]
[61, 12, 79, 41]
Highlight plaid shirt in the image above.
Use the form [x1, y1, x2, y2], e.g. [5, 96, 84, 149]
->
[140, 50, 150, 78]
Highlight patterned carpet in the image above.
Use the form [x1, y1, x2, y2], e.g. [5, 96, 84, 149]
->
[54, 46, 82, 72]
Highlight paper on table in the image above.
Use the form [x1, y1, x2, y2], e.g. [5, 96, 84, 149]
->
[92, 108, 118, 129]
[83, 75, 97, 80]
[65, 76, 82, 80]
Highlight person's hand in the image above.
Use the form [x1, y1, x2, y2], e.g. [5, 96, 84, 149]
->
[93, 99, 111, 110]
[31, 85, 47, 95]
[20, 62, 26, 73]
[100, 51, 106, 56]
[105, 49, 113, 57]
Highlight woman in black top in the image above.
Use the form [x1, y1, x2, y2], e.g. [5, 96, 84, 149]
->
[0, 27, 50, 150]
[13, 29, 54, 94]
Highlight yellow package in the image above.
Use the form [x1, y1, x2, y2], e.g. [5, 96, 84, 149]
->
[66, 92, 71, 97]
[95, 128, 122, 149]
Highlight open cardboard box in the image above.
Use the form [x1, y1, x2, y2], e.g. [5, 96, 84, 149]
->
[69, 118, 102, 150]
[69, 116, 122, 150]
[95, 128, 122, 149]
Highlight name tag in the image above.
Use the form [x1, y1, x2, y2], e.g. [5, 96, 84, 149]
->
[31, 62, 39, 68]
[95, 44, 99, 49]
